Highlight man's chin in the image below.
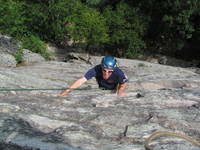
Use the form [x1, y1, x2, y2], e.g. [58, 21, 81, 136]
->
[103, 77, 109, 80]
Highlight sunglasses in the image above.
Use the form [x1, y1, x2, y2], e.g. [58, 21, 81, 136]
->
[102, 69, 113, 73]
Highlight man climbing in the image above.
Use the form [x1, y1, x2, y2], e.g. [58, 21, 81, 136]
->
[59, 56, 128, 96]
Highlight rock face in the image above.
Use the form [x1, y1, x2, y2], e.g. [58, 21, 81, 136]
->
[22, 49, 45, 65]
[0, 35, 19, 67]
[0, 58, 200, 150]
[0, 53, 17, 67]
[0, 34, 19, 54]
[0, 35, 46, 67]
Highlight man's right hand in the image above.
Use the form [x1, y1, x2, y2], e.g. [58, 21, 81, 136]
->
[58, 77, 87, 97]
[58, 89, 71, 96]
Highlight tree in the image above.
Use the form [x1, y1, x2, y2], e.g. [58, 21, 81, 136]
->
[103, 2, 147, 57]
[66, 6, 109, 49]
[0, 0, 27, 37]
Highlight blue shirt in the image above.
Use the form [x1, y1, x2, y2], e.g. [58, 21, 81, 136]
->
[84, 65, 128, 90]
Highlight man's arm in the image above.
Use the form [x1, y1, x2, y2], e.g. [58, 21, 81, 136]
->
[116, 82, 127, 96]
[59, 77, 87, 96]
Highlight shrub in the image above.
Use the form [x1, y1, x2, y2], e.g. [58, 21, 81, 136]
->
[103, 2, 147, 57]
[0, 0, 27, 37]
[21, 35, 50, 59]
[126, 33, 146, 58]
[22, 0, 109, 48]
[67, 7, 109, 47]
[15, 48, 24, 64]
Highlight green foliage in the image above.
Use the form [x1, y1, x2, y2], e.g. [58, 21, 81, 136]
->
[130, 0, 199, 58]
[0, 0, 199, 60]
[0, 0, 27, 37]
[84, 0, 107, 7]
[85, 0, 102, 5]
[15, 48, 24, 64]
[21, 35, 50, 59]
[67, 7, 109, 46]
[103, 2, 146, 57]
[22, 0, 109, 47]
[126, 33, 146, 58]
[46, 0, 82, 43]
[22, 1, 49, 40]
[138, 63, 145, 67]
[162, 1, 196, 39]
[159, 0, 198, 50]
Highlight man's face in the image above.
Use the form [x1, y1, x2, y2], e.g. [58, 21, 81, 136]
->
[102, 68, 113, 80]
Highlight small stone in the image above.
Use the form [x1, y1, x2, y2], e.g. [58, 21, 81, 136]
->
[136, 92, 144, 98]
[92, 104, 96, 107]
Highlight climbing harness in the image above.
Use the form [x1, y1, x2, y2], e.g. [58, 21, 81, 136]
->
[144, 131, 200, 150]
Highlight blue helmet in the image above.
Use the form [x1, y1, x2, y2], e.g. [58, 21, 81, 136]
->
[101, 56, 117, 69]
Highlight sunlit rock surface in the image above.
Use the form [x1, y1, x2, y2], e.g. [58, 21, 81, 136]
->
[0, 58, 200, 150]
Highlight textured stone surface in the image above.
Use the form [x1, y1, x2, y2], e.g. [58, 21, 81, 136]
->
[0, 53, 17, 67]
[0, 59, 200, 150]
[0, 34, 19, 54]
[0, 35, 46, 67]
[22, 49, 45, 65]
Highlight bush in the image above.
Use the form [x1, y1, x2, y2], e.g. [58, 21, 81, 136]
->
[103, 2, 147, 57]
[22, 0, 109, 48]
[126, 33, 146, 58]
[21, 35, 50, 59]
[148, 0, 199, 54]
[15, 48, 24, 64]
[0, 0, 27, 37]
[67, 6, 109, 47]
[22, 1, 49, 40]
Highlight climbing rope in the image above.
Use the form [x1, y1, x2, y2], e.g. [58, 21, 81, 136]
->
[144, 131, 200, 150]
[0, 88, 67, 92]
[0, 87, 105, 92]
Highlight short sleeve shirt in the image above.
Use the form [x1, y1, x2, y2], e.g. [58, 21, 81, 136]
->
[84, 64, 128, 90]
